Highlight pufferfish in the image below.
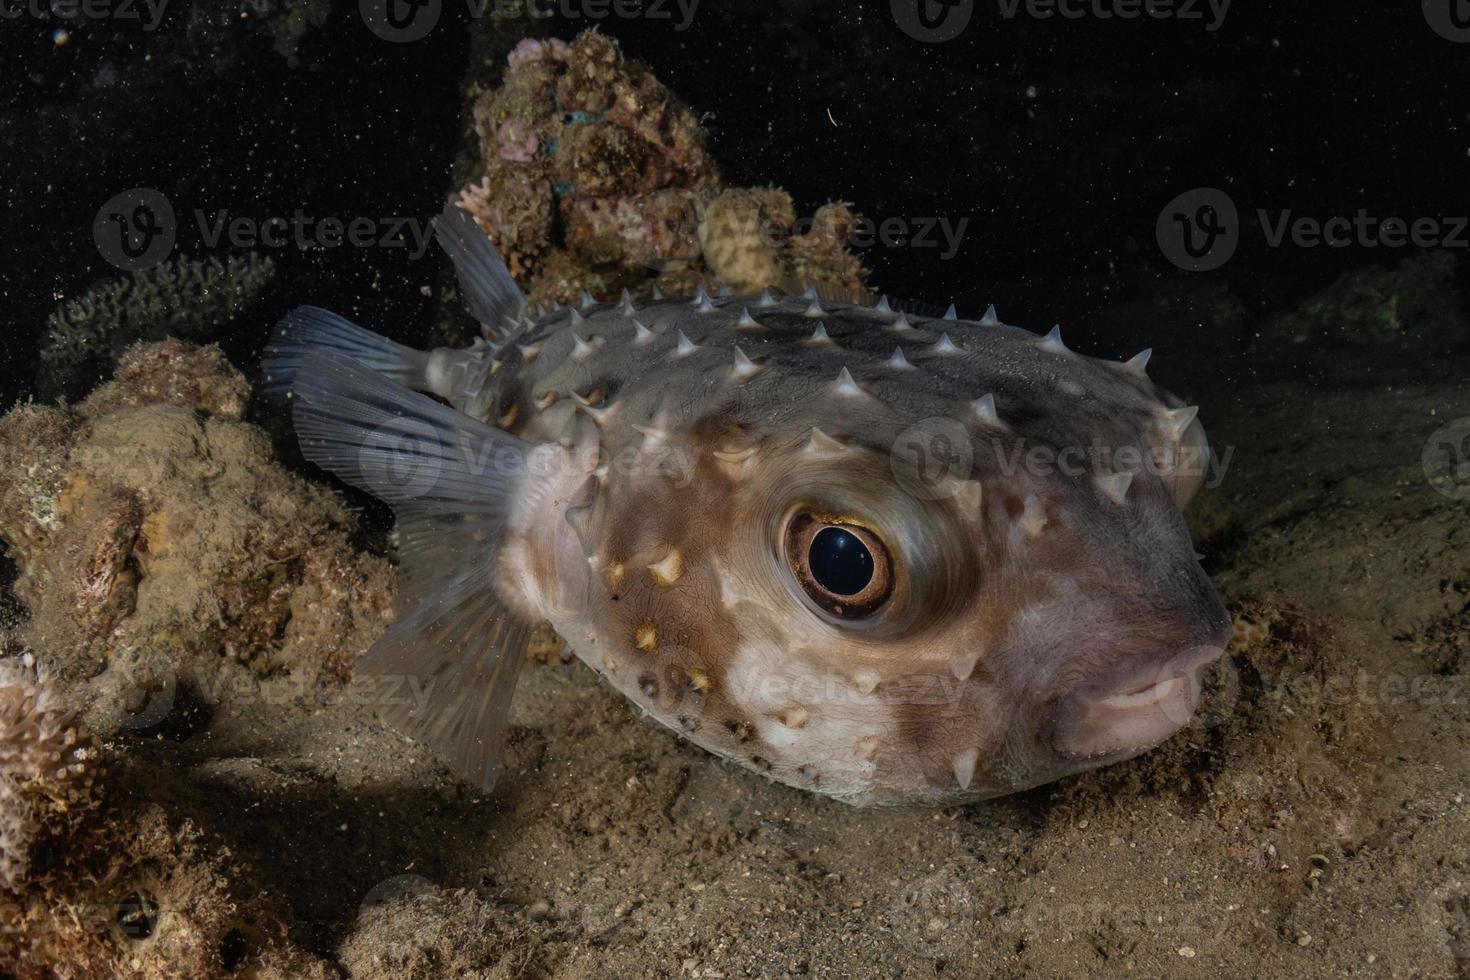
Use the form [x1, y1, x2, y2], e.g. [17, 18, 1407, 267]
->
[263, 204, 1229, 806]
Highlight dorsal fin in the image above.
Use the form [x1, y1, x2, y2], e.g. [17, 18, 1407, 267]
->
[434, 204, 527, 342]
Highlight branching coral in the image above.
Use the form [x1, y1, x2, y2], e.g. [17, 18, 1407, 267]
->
[41, 254, 277, 401]
[455, 31, 868, 307]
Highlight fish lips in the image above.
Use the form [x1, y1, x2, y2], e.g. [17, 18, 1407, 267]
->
[1049, 631, 1230, 764]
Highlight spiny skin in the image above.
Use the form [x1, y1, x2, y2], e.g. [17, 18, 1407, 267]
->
[443, 290, 1227, 806]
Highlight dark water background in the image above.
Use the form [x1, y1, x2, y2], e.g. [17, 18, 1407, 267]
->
[2, 0, 1465, 409]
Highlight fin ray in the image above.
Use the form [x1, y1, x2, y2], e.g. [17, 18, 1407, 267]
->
[262, 306, 430, 398]
[275, 347, 534, 790]
[435, 203, 526, 341]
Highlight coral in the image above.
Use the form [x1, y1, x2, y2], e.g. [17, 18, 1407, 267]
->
[3, 799, 329, 979]
[78, 337, 251, 420]
[787, 201, 868, 295]
[699, 190, 869, 297]
[1257, 250, 1466, 352]
[0, 652, 101, 895]
[698, 187, 794, 293]
[0, 341, 394, 737]
[41, 254, 277, 401]
[456, 30, 867, 308]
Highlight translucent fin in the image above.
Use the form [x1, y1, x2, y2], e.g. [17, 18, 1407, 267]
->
[365, 576, 528, 790]
[434, 203, 526, 340]
[281, 350, 535, 790]
[261, 306, 430, 398]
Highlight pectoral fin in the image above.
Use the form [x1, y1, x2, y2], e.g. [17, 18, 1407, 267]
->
[269, 347, 534, 789]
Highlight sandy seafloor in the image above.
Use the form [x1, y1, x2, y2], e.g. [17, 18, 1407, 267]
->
[98, 317, 1470, 979]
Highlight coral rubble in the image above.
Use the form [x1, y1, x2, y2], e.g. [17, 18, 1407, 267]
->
[455, 31, 868, 307]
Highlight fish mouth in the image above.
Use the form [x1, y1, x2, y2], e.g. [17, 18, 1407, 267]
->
[1052, 642, 1225, 761]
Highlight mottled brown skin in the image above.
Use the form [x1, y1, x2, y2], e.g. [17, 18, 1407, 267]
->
[471, 290, 1227, 805]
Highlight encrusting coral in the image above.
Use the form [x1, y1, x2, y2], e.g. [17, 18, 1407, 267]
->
[455, 31, 868, 307]
[0, 340, 394, 739]
[4, 782, 332, 979]
[0, 651, 100, 896]
[40, 254, 278, 401]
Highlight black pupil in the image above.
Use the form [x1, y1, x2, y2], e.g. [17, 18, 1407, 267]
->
[808, 527, 874, 596]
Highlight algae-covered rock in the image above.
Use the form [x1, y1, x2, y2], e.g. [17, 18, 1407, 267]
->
[0, 341, 394, 739]
[1256, 251, 1466, 352]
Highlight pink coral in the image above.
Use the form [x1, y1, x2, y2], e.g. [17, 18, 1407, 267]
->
[507, 36, 569, 69]
[496, 118, 539, 163]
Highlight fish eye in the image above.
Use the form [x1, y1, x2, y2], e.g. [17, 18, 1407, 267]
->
[785, 512, 894, 619]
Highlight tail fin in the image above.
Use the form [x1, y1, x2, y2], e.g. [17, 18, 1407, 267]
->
[276, 349, 536, 790]
[433, 203, 526, 341]
[262, 306, 431, 399]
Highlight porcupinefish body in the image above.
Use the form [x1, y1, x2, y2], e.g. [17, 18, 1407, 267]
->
[263, 206, 1229, 806]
